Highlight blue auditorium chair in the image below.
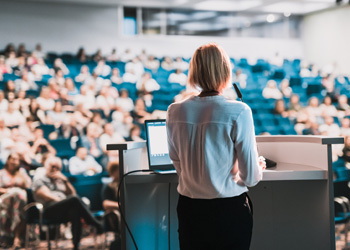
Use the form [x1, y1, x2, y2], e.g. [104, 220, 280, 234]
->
[26, 89, 40, 98]
[289, 76, 302, 87]
[38, 124, 56, 139]
[306, 83, 324, 97]
[270, 69, 285, 80]
[49, 138, 76, 159]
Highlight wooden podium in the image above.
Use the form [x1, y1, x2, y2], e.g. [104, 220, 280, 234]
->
[107, 135, 344, 250]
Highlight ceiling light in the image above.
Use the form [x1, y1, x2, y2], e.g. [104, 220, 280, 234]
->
[284, 12, 291, 17]
[266, 14, 276, 23]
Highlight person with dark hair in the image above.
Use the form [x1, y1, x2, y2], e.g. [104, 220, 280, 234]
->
[0, 152, 32, 248]
[68, 147, 102, 176]
[166, 43, 265, 250]
[32, 156, 103, 250]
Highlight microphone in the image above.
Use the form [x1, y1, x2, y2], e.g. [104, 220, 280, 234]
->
[233, 83, 243, 102]
[232, 83, 277, 169]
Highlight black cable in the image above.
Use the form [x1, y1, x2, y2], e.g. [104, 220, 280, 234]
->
[168, 182, 171, 250]
[117, 169, 155, 250]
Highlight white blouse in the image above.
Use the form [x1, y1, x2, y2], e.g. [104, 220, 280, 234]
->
[166, 95, 262, 199]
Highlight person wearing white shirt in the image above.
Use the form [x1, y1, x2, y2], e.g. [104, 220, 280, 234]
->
[136, 72, 160, 93]
[68, 147, 103, 176]
[262, 80, 283, 100]
[73, 85, 96, 110]
[125, 57, 144, 78]
[168, 69, 187, 86]
[166, 43, 265, 250]
[0, 90, 8, 113]
[99, 123, 125, 163]
[3, 102, 26, 127]
[115, 89, 134, 113]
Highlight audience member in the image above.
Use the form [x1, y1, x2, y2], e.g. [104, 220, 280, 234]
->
[74, 85, 96, 110]
[46, 101, 66, 126]
[0, 116, 11, 139]
[32, 156, 103, 250]
[342, 135, 350, 168]
[305, 96, 323, 123]
[319, 116, 340, 137]
[68, 147, 103, 175]
[320, 95, 338, 118]
[144, 55, 160, 72]
[168, 69, 187, 86]
[100, 123, 125, 162]
[160, 56, 174, 71]
[111, 110, 133, 138]
[273, 99, 288, 117]
[232, 69, 247, 89]
[3, 102, 26, 127]
[52, 58, 69, 75]
[94, 59, 111, 77]
[262, 80, 283, 99]
[28, 98, 46, 123]
[102, 162, 121, 236]
[119, 48, 135, 63]
[115, 89, 134, 113]
[80, 122, 104, 160]
[14, 68, 38, 91]
[36, 86, 55, 111]
[92, 49, 103, 62]
[110, 68, 123, 84]
[76, 47, 88, 63]
[340, 117, 350, 136]
[125, 57, 144, 79]
[30, 127, 57, 165]
[0, 152, 32, 249]
[136, 72, 160, 95]
[172, 56, 189, 71]
[106, 48, 119, 62]
[96, 85, 117, 117]
[125, 124, 143, 142]
[280, 79, 292, 98]
[0, 55, 13, 74]
[0, 90, 9, 112]
[75, 65, 91, 83]
[131, 98, 153, 124]
[302, 120, 321, 136]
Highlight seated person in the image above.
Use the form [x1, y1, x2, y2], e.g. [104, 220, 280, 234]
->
[342, 135, 350, 169]
[102, 162, 121, 238]
[68, 147, 103, 175]
[0, 152, 32, 249]
[32, 156, 102, 250]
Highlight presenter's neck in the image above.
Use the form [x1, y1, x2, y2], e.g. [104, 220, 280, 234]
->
[198, 90, 221, 97]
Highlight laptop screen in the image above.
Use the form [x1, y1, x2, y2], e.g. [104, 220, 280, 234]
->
[144, 119, 174, 171]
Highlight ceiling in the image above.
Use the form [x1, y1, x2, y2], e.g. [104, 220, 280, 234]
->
[5, 0, 347, 15]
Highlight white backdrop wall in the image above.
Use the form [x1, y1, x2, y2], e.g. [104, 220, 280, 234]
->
[0, 1, 304, 61]
[302, 6, 350, 75]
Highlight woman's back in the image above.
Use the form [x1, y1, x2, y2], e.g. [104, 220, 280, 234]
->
[167, 95, 261, 199]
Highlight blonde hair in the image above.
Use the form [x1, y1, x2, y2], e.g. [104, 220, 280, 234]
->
[44, 156, 62, 169]
[188, 43, 232, 92]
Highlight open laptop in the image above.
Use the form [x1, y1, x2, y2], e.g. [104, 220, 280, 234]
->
[144, 119, 176, 174]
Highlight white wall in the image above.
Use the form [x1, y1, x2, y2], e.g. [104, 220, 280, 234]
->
[302, 6, 350, 75]
[0, 1, 304, 61]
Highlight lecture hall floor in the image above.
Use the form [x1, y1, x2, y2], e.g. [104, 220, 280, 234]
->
[6, 232, 348, 249]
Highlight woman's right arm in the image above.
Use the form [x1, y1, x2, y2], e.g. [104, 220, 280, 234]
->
[0, 187, 8, 195]
[35, 185, 61, 203]
[234, 106, 263, 187]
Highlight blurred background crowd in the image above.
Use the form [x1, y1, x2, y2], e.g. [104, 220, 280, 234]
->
[0, 42, 350, 249]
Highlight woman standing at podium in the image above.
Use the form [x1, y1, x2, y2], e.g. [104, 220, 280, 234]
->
[166, 43, 265, 250]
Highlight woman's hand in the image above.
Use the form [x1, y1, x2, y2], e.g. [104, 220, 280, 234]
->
[258, 156, 266, 170]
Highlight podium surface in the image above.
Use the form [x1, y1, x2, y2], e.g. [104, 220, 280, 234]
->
[107, 135, 344, 250]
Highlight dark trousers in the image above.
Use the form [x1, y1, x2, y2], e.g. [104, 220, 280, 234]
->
[43, 195, 99, 248]
[177, 192, 253, 250]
